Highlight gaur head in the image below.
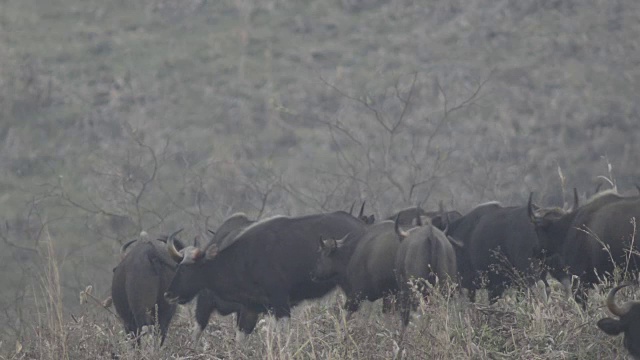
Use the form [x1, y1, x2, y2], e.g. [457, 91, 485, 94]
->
[163, 229, 216, 305]
[312, 233, 350, 282]
[597, 283, 640, 359]
[527, 189, 578, 256]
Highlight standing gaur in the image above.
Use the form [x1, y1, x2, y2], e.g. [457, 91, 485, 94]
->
[529, 188, 640, 306]
[312, 219, 402, 317]
[193, 212, 256, 343]
[394, 213, 458, 327]
[597, 283, 640, 359]
[446, 193, 574, 303]
[164, 211, 367, 331]
[111, 229, 184, 346]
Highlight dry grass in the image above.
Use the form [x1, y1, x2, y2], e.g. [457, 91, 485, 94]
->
[6, 272, 635, 360]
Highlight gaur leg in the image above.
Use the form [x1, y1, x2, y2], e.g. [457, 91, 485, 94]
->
[343, 296, 361, 320]
[158, 303, 176, 346]
[195, 291, 217, 334]
[397, 290, 412, 328]
[237, 308, 259, 334]
[382, 293, 396, 313]
[488, 284, 506, 304]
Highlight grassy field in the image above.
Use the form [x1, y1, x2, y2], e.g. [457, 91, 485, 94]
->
[0, 0, 639, 358]
[9, 257, 634, 359]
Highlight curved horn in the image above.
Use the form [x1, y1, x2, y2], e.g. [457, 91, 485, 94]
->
[166, 229, 185, 263]
[193, 235, 200, 247]
[448, 236, 464, 249]
[439, 200, 448, 229]
[394, 213, 409, 239]
[358, 201, 366, 219]
[415, 204, 423, 227]
[571, 187, 579, 211]
[119, 239, 137, 257]
[606, 283, 634, 317]
[335, 233, 349, 248]
[527, 192, 537, 223]
[348, 201, 356, 215]
[593, 182, 602, 197]
[168, 228, 184, 241]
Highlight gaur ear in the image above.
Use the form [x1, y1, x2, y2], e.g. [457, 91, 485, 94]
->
[597, 318, 624, 335]
[205, 244, 219, 260]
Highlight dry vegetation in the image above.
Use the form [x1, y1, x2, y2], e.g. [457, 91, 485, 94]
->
[0, 0, 639, 358]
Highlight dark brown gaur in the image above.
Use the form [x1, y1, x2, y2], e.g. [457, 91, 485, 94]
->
[597, 283, 640, 359]
[394, 212, 457, 327]
[192, 213, 260, 344]
[313, 220, 400, 317]
[164, 211, 367, 332]
[529, 187, 640, 307]
[111, 228, 183, 346]
[448, 195, 559, 304]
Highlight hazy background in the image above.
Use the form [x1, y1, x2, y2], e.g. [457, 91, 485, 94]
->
[1, 0, 639, 342]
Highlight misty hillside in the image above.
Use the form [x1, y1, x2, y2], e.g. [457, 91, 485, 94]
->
[0, 0, 639, 357]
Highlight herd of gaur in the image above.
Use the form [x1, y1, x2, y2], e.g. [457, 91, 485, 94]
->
[107, 187, 640, 358]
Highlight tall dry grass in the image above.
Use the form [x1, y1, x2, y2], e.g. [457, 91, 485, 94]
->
[6, 274, 634, 360]
[5, 208, 637, 359]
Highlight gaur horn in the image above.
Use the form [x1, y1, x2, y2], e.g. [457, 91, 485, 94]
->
[358, 201, 366, 219]
[415, 203, 424, 227]
[119, 239, 137, 258]
[166, 228, 184, 263]
[571, 187, 579, 211]
[527, 192, 538, 223]
[335, 233, 349, 248]
[606, 283, 636, 317]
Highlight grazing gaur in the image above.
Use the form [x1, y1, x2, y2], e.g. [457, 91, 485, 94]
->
[312, 219, 402, 317]
[597, 283, 640, 359]
[446, 194, 573, 303]
[193, 213, 257, 342]
[164, 211, 367, 328]
[394, 214, 457, 327]
[111, 229, 184, 345]
[530, 189, 640, 306]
